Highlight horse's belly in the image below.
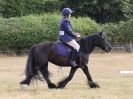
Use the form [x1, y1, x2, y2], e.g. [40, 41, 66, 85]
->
[49, 56, 70, 66]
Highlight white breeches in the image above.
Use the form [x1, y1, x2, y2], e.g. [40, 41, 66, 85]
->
[67, 40, 80, 51]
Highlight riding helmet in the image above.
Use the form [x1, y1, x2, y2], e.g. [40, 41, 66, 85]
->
[61, 8, 74, 16]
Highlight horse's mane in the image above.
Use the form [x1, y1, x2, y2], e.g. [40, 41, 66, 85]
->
[77, 33, 99, 53]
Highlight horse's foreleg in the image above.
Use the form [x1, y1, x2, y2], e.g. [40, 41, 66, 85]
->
[57, 67, 78, 88]
[81, 65, 100, 88]
[39, 64, 56, 89]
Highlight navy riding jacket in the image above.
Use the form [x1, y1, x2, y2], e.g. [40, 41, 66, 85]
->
[59, 18, 77, 43]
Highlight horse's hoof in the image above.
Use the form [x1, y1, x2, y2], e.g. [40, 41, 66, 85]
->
[20, 84, 29, 90]
[56, 82, 64, 89]
[88, 82, 100, 88]
[56, 84, 65, 89]
[48, 83, 57, 89]
[56, 86, 63, 89]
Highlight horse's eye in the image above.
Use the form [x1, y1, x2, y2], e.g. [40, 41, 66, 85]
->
[102, 38, 105, 41]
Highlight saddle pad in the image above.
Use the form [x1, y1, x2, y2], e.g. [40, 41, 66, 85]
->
[56, 44, 71, 57]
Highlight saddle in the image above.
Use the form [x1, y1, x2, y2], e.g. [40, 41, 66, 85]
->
[54, 41, 73, 57]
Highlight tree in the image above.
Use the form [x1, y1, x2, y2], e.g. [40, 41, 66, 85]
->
[0, 0, 59, 18]
[120, 19, 133, 43]
[62, 0, 133, 23]
[0, 0, 28, 17]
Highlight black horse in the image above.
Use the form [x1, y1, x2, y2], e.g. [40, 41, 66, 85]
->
[20, 32, 112, 89]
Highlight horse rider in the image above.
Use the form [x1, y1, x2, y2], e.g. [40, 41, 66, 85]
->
[59, 8, 81, 67]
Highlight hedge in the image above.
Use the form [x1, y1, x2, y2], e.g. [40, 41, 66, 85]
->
[120, 19, 133, 43]
[0, 14, 101, 51]
[103, 19, 133, 44]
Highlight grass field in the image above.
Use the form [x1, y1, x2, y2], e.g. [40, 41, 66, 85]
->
[0, 53, 133, 99]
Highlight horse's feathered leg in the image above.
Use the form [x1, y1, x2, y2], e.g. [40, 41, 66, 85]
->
[57, 67, 78, 88]
[81, 65, 100, 88]
[39, 64, 56, 89]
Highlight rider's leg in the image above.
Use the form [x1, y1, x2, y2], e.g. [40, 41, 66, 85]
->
[69, 49, 77, 67]
[67, 40, 80, 67]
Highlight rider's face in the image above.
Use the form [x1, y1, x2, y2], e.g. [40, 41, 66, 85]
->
[68, 14, 71, 19]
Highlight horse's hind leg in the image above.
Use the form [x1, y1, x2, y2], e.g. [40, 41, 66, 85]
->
[57, 67, 78, 88]
[39, 63, 56, 89]
[20, 75, 33, 90]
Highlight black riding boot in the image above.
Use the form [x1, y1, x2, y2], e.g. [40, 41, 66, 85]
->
[69, 49, 77, 67]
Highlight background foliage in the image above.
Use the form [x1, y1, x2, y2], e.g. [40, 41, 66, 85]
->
[103, 19, 133, 44]
[0, 14, 101, 50]
[0, 0, 133, 23]
[0, 0, 60, 18]
[62, 0, 133, 23]
[0, 0, 133, 51]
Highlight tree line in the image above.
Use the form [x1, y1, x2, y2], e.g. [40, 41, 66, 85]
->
[0, 0, 133, 23]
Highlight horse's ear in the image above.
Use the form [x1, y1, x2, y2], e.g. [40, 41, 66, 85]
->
[99, 31, 103, 37]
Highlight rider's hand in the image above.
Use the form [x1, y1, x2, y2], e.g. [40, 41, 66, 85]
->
[76, 33, 80, 35]
[77, 34, 81, 38]
[75, 32, 81, 38]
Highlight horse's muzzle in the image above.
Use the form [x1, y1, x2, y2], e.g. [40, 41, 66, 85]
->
[105, 46, 112, 52]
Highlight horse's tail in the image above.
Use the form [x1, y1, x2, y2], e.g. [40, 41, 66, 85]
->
[25, 45, 36, 77]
